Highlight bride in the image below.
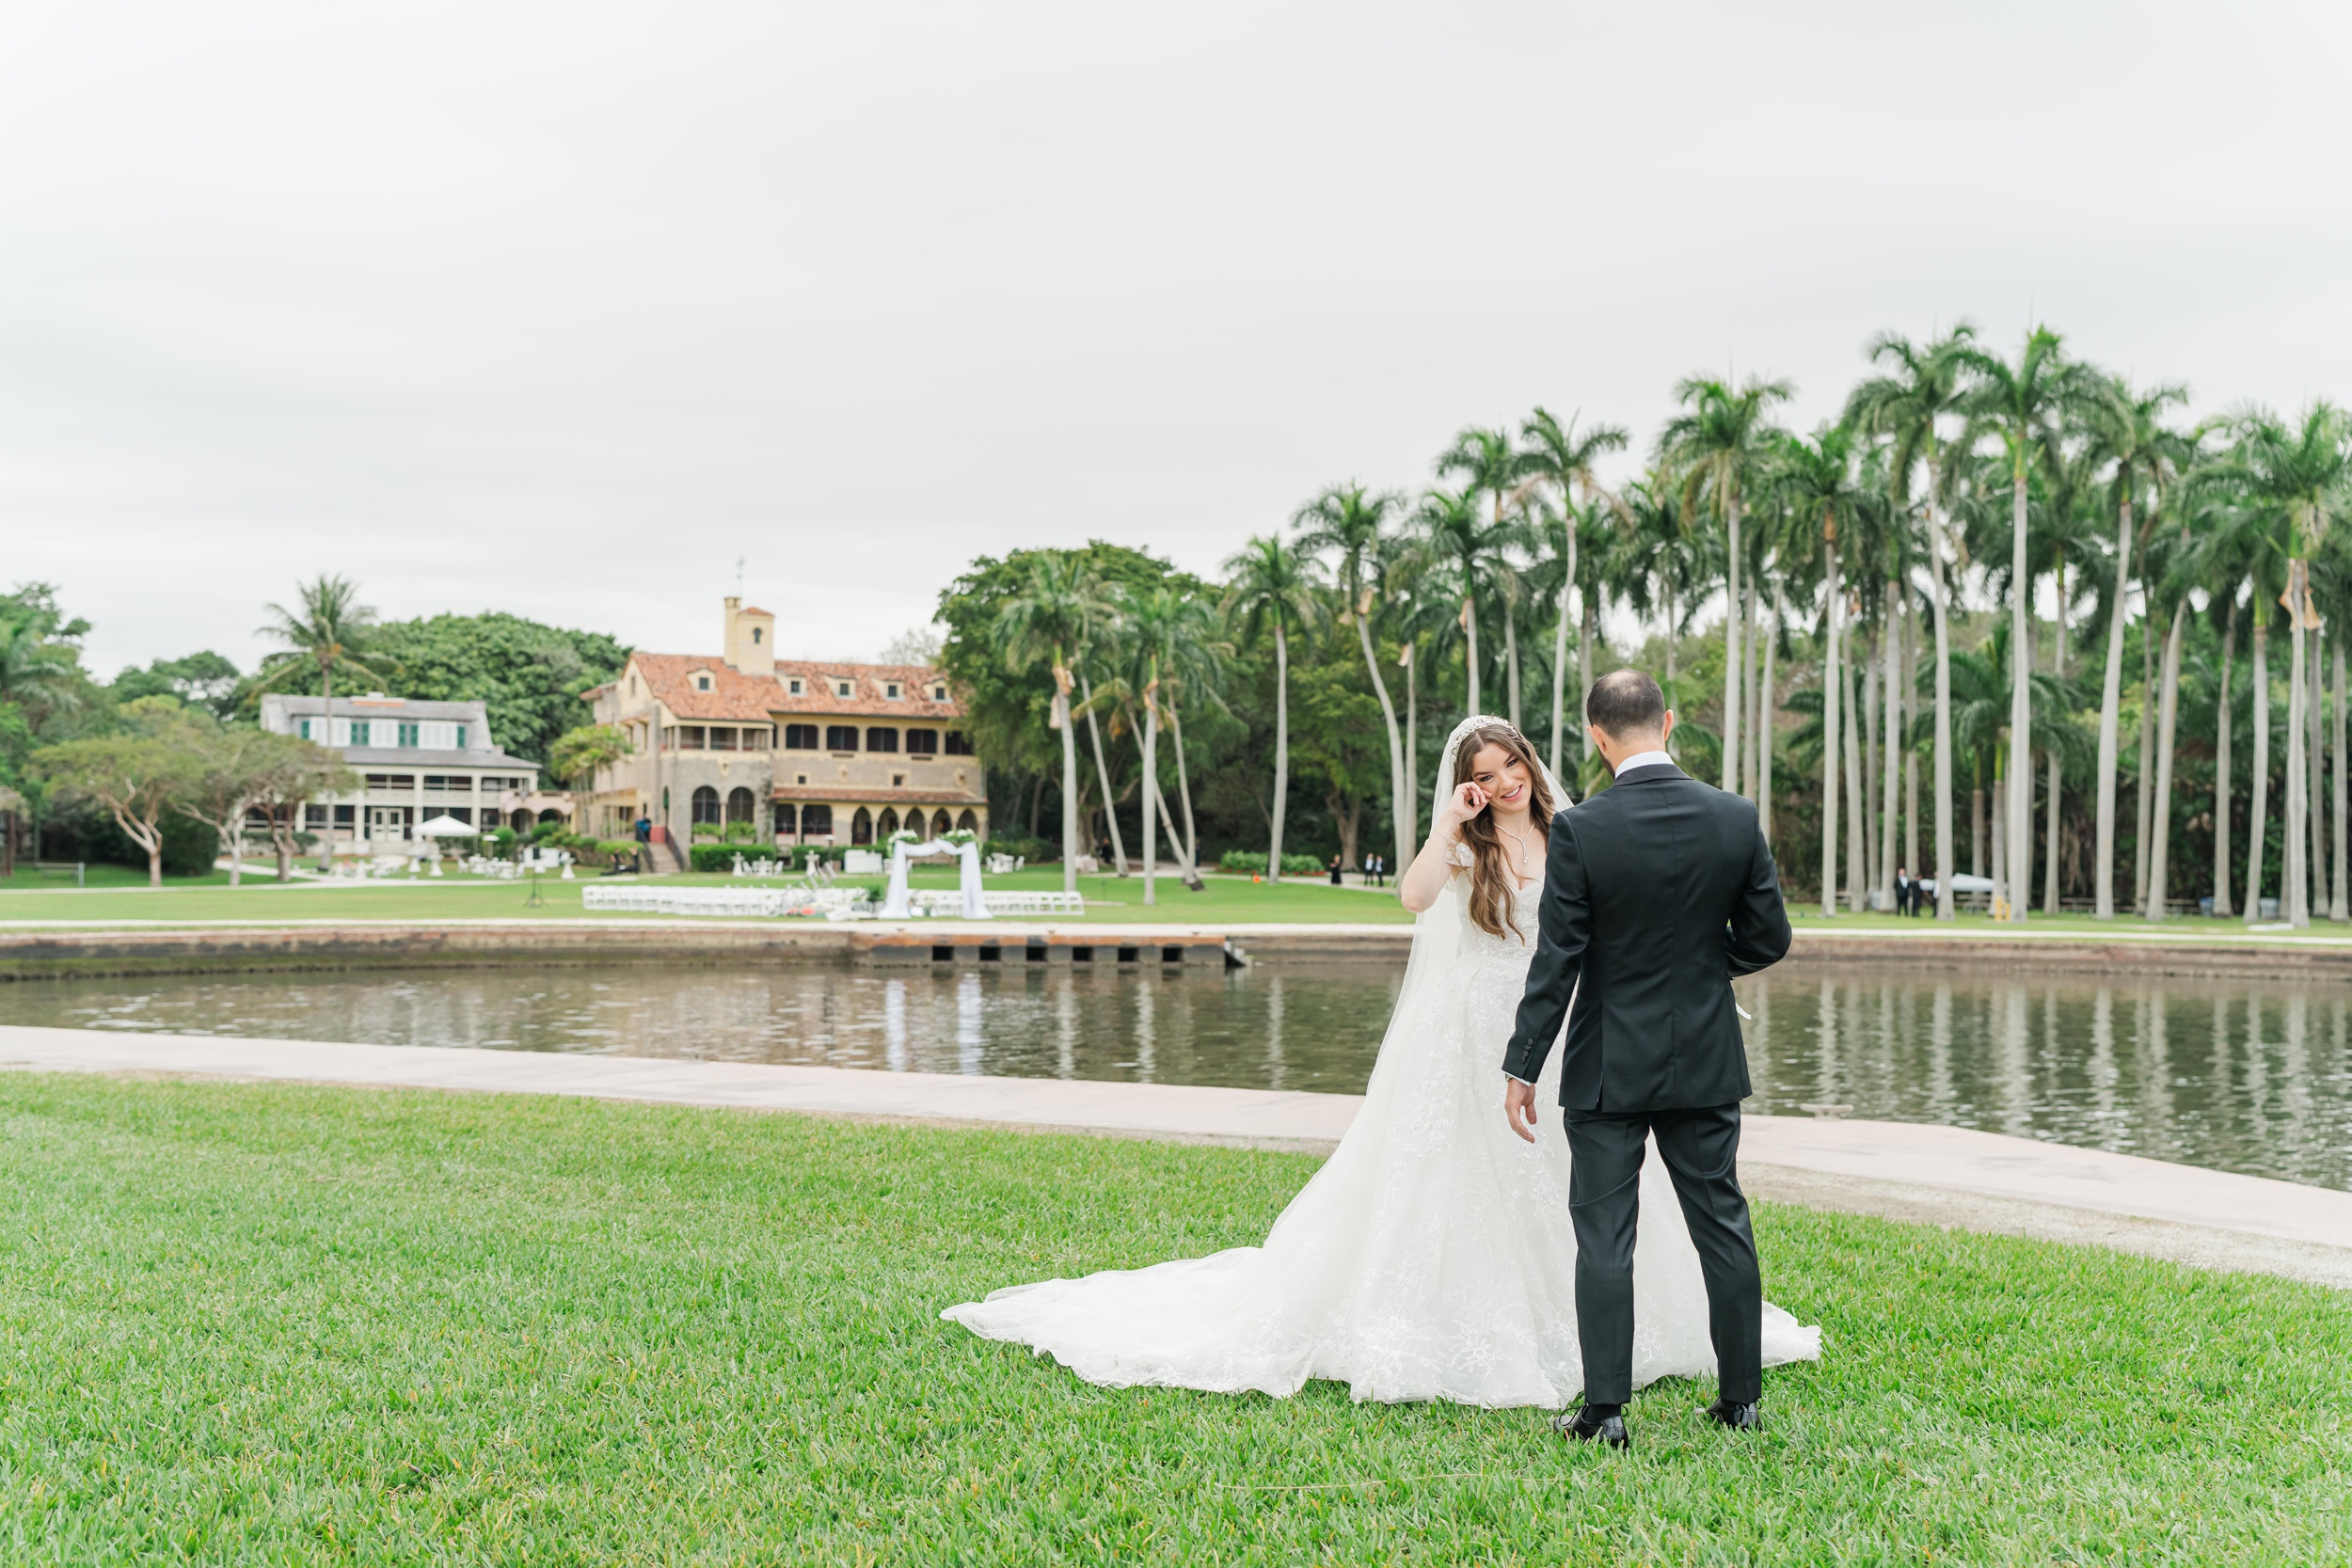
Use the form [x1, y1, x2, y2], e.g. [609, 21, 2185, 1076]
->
[944, 717, 1820, 1408]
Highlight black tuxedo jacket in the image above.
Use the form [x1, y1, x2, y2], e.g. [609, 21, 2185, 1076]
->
[1502, 762, 1792, 1111]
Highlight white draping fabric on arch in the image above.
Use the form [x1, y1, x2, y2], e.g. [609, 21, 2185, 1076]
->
[879, 837, 993, 920]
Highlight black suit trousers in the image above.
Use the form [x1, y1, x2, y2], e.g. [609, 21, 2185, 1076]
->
[1565, 1102, 1762, 1405]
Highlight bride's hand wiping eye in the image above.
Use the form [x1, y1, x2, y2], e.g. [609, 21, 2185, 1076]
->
[1438, 782, 1488, 829]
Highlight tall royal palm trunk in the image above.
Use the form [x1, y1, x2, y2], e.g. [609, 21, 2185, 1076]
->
[1745, 579, 1762, 799]
[1053, 657, 1081, 897]
[2044, 562, 2067, 914]
[2092, 498, 2133, 918]
[2245, 611, 2271, 924]
[1353, 596, 1412, 886]
[1881, 597, 1899, 909]
[1722, 492, 1743, 792]
[1904, 594, 1920, 878]
[2333, 638, 2348, 921]
[2288, 561, 2311, 927]
[2308, 621, 2326, 920]
[1579, 601, 1597, 763]
[1990, 762, 2007, 908]
[1268, 624, 1290, 885]
[1079, 672, 1128, 876]
[1140, 679, 1159, 907]
[1169, 706, 1204, 891]
[2135, 620, 2155, 911]
[1403, 641, 1418, 844]
[2214, 598, 2237, 916]
[1760, 587, 1780, 846]
[1844, 648, 1867, 914]
[1503, 600, 1521, 732]
[1929, 508, 1958, 921]
[1861, 639, 1879, 897]
[1549, 578, 1571, 784]
[1462, 597, 1481, 718]
[1820, 536, 1842, 917]
[2144, 602, 2185, 920]
[2005, 464, 2032, 922]
[317, 663, 337, 870]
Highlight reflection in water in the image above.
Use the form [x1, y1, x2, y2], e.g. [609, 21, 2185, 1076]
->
[4, 960, 2348, 1191]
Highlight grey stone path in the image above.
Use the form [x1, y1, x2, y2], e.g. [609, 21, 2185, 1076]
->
[0, 1024, 2344, 1289]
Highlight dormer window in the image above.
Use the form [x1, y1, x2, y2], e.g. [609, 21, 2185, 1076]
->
[834, 680, 851, 698]
[787, 678, 803, 695]
[886, 682, 901, 699]
[931, 685, 947, 701]
[695, 673, 713, 691]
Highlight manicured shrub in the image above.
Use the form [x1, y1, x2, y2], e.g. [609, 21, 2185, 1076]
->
[1216, 850, 1325, 876]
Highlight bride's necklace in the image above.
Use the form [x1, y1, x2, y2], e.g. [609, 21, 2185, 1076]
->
[1500, 819, 1537, 881]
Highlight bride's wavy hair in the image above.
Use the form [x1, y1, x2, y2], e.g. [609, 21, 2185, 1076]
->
[1451, 722, 1555, 940]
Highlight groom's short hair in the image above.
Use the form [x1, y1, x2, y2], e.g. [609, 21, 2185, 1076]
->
[1586, 670, 1666, 739]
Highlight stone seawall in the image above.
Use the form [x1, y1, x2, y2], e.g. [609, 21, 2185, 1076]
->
[3, 919, 2350, 981]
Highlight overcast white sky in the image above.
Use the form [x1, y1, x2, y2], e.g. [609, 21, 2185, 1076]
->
[6, 0, 2346, 676]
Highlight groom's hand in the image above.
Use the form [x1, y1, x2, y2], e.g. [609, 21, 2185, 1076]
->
[1503, 1077, 1539, 1144]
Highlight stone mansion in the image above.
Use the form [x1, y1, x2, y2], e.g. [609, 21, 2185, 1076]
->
[580, 598, 989, 847]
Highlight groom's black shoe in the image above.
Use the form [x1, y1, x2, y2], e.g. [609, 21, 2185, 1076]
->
[1701, 1399, 1761, 1432]
[1553, 1406, 1629, 1449]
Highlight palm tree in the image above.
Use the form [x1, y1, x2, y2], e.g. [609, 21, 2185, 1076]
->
[0, 606, 83, 724]
[1660, 375, 1794, 794]
[2221, 404, 2352, 927]
[1121, 584, 1226, 896]
[1295, 483, 1415, 879]
[1412, 485, 1507, 717]
[255, 574, 385, 867]
[1615, 471, 1711, 763]
[1846, 325, 1978, 920]
[1518, 408, 1632, 772]
[1434, 428, 1531, 721]
[1223, 535, 1321, 887]
[2074, 376, 2192, 917]
[1772, 426, 1865, 915]
[993, 553, 1115, 896]
[1959, 326, 2090, 922]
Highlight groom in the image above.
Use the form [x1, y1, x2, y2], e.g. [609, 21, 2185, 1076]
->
[1501, 669, 1792, 1449]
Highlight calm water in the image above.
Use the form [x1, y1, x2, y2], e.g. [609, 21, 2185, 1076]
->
[5, 963, 2348, 1192]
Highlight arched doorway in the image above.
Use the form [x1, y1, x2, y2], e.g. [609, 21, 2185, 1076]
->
[956, 809, 977, 834]
[932, 809, 953, 837]
[850, 807, 873, 845]
[877, 808, 899, 840]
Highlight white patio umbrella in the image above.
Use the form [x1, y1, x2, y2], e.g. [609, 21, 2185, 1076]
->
[417, 815, 476, 878]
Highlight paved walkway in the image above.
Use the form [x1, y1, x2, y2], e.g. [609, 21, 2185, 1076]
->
[0, 1024, 2344, 1290]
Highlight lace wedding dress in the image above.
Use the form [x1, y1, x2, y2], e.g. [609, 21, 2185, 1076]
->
[944, 720, 1821, 1408]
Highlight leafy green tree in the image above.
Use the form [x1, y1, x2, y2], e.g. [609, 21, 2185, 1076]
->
[35, 698, 199, 886]
[362, 614, 626, 767]
[1222, 535, 1320, 885]
[1660, 374, 1793, 793]
[114, 651, 242, 717]
[1411, 485, 1508, 718]
[169, 716, 310, 886]
[552, 723, 635, 846]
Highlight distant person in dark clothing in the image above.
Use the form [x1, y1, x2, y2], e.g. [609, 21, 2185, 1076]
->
[634, 814, 653, 845]
[1894, 865, 1913, 916]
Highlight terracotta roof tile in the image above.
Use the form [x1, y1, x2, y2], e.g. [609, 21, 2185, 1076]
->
[626, 654, 966, 722]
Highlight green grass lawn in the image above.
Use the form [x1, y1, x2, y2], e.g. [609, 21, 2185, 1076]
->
[0, 1075, 2341, 1563]
[0, 866, 1419, 927]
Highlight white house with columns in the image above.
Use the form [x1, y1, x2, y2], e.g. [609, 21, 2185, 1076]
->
[257, 692, 546, 852]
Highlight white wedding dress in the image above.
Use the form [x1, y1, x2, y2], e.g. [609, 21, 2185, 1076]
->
[945, 720, 1821, 1408]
